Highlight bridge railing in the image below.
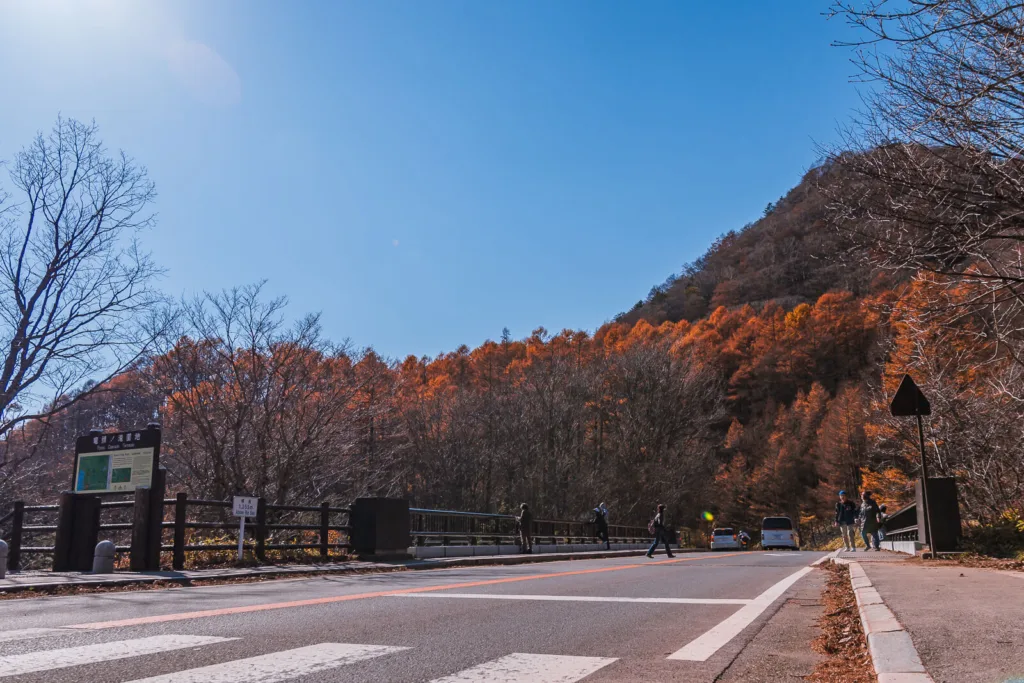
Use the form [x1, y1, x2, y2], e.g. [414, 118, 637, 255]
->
[0, 496, 352, 572]
[408, 507, 651, 547]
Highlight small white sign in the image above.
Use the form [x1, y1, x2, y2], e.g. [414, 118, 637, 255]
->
[233, 496, 258, 518]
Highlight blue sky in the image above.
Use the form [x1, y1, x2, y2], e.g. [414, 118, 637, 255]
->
[0, 1, 861, 360]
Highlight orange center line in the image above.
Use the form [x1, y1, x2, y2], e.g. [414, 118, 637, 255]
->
[68, 552, 740, 630]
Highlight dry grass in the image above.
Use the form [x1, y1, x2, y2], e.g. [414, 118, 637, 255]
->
[807, 561, 876, 683]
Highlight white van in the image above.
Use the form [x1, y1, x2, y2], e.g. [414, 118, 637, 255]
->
[761, 516, 799, 550]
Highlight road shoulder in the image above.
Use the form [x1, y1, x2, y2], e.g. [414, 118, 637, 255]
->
[716, 566, 826, 682]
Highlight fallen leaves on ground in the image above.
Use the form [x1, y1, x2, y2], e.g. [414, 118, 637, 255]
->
[806, 562, 876, 683]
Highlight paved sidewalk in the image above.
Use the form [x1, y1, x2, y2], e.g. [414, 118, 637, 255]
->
[0, 547, 663, 594]
[853, 552, 1024, 683]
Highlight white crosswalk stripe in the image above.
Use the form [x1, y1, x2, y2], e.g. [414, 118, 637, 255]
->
[0, 634, 234, 677]
[122, 642, 410, 683]
[427, 653, 617, 682]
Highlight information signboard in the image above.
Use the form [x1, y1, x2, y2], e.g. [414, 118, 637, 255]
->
[233, 496, 258, 518]
[73, 428, 160, 494]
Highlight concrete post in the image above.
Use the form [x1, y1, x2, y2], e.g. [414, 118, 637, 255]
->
[0, 539, 8, 579]
[92, 540, 116, 574]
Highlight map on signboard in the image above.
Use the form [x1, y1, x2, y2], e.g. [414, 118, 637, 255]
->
[76, 453, 111, 491]
[73, 429, 160, 494]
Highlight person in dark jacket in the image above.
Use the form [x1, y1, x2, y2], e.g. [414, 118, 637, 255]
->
[517, 503, 533, 554]
[834, 490, 859, 551]
[646, 504, 675, 558]
[859, 490, 882, 551]
[591, 504, 610, 550]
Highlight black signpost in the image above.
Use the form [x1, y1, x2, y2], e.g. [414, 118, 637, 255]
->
[55, 424, 163, 571]
[889, 374, 933, 556]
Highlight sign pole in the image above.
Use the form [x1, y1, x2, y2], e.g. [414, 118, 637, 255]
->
[916, 412, 934, 556]
[889, 374, 935, 559]
[238, 516, 246, 562]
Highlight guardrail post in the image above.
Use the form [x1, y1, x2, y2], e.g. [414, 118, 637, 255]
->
[130, 485, 153, 571]
[173, 493, 187, 570]
[442, 515, 449, 547]
[54, 492, 101, 572]
[8, 501, 23, 571]
[319, 501, 330, 559]
[469, 517, 476, 545]
[255, 498, 267, 563]
[145, 469, 166, 570]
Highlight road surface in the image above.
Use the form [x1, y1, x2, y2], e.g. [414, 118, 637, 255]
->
[0, 550, 829, 682]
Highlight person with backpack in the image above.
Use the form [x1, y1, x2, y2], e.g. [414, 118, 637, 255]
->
[859, 490, 882, 551]
[834, 490, 859, 551]
[591, 504, 610, 550]
[646, 504, 675, 558]
[517, 503, 533, 554]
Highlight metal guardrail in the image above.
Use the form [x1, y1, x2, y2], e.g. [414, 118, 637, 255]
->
[409, 507, 651, 547]
[883, 502, 918, 543]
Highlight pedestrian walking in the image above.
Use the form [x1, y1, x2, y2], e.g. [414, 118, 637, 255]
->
[517, 503, 533, 554]
[646, 504, 675, 558]
[591, 504, 610, 550]
[878, 504, 888, 543]
[834, 490, 859, 551]
[859, 490, 882, 551]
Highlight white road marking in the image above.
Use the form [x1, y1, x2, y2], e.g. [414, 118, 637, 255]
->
[667, 566, 814, 661]
[0, 627, 66, 643]
[0, 634, 234, 677]
[123, 642, 409, 683]
[428, 653, 617, 682]
[395, 593, 750, 605]
[812, 550, 840, 566]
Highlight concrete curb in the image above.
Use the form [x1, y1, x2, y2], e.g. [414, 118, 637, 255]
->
[0, 547, 698, 595]
[838, 559, 934, 683]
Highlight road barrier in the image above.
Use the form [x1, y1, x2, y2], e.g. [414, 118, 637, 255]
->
[3, 497, 675, 573]
[408, 507, 656, 555]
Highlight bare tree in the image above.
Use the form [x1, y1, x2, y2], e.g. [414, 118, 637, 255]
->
[825, 1, 1024, 340]
[152, 283, 364, 504]
[0, 118, 169, 495]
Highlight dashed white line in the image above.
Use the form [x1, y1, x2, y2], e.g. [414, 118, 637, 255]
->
[428, 653, 617, 683]
[667, 565, 815, 661]
[395, 593, 750, 605]
[123, 642, 409, 683]
[0, 634, 234, 677]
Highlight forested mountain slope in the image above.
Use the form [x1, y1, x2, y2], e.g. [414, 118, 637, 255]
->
[618, 164, 882, 326]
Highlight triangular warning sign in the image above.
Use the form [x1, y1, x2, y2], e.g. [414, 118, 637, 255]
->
[889, 374, 931, 417]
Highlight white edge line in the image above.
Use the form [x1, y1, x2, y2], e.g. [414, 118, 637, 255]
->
[667, 566, 814, 661]
[392, 593, 751, 605]
[812, 549, 840, 566]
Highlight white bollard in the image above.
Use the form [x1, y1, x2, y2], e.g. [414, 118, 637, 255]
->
[0, 539, 7, 579]
[92, 540, 116, 574]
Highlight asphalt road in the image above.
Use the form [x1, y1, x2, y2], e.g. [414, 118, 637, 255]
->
[0, 550, 829, 682]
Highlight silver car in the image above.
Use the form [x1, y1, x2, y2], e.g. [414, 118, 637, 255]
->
[710, 527, 740, 551]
